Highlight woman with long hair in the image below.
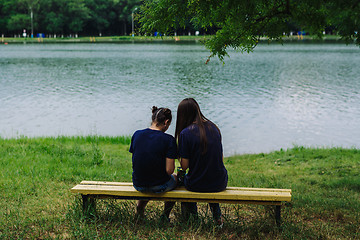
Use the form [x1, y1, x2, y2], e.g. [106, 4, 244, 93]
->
[175, 98, 228, 226]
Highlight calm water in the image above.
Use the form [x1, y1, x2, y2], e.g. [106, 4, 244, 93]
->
[1, 42, 360, 156]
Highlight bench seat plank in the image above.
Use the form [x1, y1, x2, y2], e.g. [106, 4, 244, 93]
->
[78, 181, 292, 193]
[71, 182, 291, 202]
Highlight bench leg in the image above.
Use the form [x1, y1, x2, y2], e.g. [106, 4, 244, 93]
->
[275, 205, 281, 227]
[82, 195, 96, 216]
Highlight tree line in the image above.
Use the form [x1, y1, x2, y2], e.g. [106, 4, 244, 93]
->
[0, 0, 141, 37]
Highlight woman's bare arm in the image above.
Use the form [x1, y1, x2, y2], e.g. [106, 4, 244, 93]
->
[166, 158, 175, 175]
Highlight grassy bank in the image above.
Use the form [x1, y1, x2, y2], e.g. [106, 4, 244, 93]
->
[0, 136, 359, 239]
[1, 35, 345, 44]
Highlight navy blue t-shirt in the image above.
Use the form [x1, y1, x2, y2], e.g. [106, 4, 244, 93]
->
[179, 122, 228, 192]
[129, 128, 177, 187]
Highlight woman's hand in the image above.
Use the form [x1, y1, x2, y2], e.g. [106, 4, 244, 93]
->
[180, 158, 189, 171]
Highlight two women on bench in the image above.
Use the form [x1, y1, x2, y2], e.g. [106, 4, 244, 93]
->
[129, 98, 228, 225]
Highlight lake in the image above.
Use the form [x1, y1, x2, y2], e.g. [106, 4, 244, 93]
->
[1, 42, 359, 156]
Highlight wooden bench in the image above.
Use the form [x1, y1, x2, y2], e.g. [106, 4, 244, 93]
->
[71, 181, 291, 225]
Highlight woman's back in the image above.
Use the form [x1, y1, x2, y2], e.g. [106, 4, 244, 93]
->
[130, 128, 177, 187]
[179, 121, 228, 192]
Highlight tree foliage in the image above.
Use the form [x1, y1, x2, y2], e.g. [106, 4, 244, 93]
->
[0, 0, 141, 36]
[139, 0, 360, 60]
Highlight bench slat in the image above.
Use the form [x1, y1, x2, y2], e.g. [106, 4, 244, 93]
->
[71, 184, 291, 202]
[79, 181, 292, 193]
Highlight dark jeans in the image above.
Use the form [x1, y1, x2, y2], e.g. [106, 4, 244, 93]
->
[181, 202, 222, 220]
[133, 175, 177, 193]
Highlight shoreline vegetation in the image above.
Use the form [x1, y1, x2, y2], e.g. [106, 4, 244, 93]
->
[1, 34, 348, 44]
[0, 136, 359, 239]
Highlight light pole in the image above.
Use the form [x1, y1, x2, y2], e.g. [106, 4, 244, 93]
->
[132, 7, 137, 37]
[30, 6, 34, 38]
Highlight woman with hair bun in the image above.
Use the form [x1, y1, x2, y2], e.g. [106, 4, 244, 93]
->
[175, 98, 228, 227]
[129, 106, 177, 221]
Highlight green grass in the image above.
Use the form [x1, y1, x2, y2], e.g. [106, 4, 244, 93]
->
[0, 137, 359, 239]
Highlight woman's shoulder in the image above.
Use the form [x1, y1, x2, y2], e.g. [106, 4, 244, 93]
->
[180, 124, 199, 139]
[133, 128, 150, 135]
[133, 129, 175, 143]
[182, 124, 197, 133]
[162, 131, 175, 139]
[159, 132, 176, 147]
[205, 121, 221, 133]
[147, 129, 176, 141]
[133, 128, 159, 139]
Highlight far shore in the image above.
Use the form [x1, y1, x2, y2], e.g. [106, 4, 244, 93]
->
[1, 34, 347, 44]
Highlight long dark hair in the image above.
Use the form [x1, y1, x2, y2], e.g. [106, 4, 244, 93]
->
[175, 98, 220, 154]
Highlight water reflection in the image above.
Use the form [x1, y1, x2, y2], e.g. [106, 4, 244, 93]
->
[0, 43, 359, 156]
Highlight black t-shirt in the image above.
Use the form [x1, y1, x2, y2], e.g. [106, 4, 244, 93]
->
[129, 128, 177, 187]
[179, 122, 228, 192]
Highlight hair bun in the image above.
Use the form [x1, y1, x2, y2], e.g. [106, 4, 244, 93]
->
[152, 106, 158, 113]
